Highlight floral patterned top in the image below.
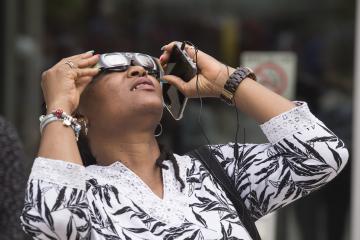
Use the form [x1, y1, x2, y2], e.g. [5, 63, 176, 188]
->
[21, 102, 348, 239]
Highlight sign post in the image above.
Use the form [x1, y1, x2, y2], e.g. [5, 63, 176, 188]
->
[241, 52, 297, 99]
[351, 0, 360, 239]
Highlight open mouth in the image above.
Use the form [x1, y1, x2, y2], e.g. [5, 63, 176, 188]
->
[131, 77, 155, 91]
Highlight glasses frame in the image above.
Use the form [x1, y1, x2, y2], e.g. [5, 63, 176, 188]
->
[95, 52, 163, 79]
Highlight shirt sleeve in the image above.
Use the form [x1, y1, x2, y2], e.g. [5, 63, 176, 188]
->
[20, 158, 91, 239]
[211, 101, 349, 220]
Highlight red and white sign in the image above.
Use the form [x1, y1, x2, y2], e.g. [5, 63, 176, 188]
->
[241, 52, 297, 99]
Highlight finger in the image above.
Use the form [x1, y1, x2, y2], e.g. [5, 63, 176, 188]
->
[58, 51, 96, 67]
[162, 75, 187, 93]
[161, 41, 181, 52]
[69, 50, 96, 61]
[159, 41, 179, 64]
[77, 54, 100, 68]
[159, 41, 211, 70]
[77, 76, 93, 94]
[77, 67, 100, 78]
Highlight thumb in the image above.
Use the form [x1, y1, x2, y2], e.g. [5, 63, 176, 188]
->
[162, 75, 187, 93]
[77, 76, 93, 94]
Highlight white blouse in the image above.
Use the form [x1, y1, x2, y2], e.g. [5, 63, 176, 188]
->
[21, 102, 348, 239]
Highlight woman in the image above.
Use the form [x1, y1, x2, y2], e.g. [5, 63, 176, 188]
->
[21, 42, 348, 239]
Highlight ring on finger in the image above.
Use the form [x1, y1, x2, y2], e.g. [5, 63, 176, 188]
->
[65, 60, 76, 69]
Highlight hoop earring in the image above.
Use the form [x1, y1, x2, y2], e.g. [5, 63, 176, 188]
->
[155, 123, 163, 137]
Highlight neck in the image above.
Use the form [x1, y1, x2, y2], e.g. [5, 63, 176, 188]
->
[89, 128, 163, 198]
[90, 129, 164, 197]
[92, 130, 160, 167]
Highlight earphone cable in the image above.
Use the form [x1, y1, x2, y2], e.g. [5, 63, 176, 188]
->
[184, 41, 212, 147]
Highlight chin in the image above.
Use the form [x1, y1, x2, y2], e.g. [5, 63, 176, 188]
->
[134, 95, 163, 116]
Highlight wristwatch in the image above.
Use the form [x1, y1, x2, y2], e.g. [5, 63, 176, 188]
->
[220, 67, 257, 105]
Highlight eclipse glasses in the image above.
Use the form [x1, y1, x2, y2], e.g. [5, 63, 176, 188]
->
[94, 52, 164, 79]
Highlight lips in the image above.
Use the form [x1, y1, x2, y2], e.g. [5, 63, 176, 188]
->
[130, 77, 155, 91]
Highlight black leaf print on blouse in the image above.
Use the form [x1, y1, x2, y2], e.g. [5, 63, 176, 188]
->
[326, 142, 343, 169]
[227, 223, 233, 236]
[122, 230, 133, 240]
[163, 227, 194, 240]
[185, 229, 201, 240]
[28, 180, 33, 202]
[105, 210, 118, 235]
[150, 221, 167, 232]
[220, 223, 228, 240]
[68, 189, 78, 206]
[21, 179, 90, 239]
[293, 135, 327, 164]
[22, 212, 43, 223]
[191, 208, 207, 227]
[89, 179, 120, 208]
[36, 181, 42, 213]
[68, 206, 87, 220]
[274, 170, 291, 198]
[44, 201, 54, 231]
[124, 227, 149, 233]
[51, 187, 66, 211]
[91, 201, 105, 227]
[307, 136, 339, 143]
[110, 185, 121, 204]
[104, 187, 112, 207]
[113, 206, 132, 215]
[76, 222, 90, 233]
[66, 215, 73, 239]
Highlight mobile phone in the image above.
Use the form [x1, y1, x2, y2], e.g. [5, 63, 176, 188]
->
[162, 43, 197, 120]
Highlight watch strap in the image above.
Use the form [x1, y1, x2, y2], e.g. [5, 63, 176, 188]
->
[220, 67, 256, 105]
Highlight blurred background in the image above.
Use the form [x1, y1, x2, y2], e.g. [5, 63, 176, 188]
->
[0, 0, 356, 239]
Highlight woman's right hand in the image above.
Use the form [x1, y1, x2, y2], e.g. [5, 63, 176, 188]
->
[41, 51, 100, 114]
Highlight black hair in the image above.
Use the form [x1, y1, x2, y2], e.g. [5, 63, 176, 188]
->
[155, 144, 185, 192]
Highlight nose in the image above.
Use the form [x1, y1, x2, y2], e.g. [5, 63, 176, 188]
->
[127, 65, 148, 78]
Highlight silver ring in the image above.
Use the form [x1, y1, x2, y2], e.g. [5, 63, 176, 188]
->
[65, 60, 76, 69]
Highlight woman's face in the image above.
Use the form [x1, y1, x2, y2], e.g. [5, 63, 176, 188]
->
[79, 65, 164, 130]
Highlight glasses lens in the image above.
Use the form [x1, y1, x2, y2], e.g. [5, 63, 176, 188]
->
[103, 53, 128, 67]
[135, 54, 156, 69]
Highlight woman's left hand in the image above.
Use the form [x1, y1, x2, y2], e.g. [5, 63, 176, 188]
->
[159, 41, 234, 98]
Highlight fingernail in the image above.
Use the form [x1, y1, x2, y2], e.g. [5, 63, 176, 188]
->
[160, 46, 166, 51]
[159, 55, 164, 62]
[93, 63, 101, 69]
[86, 50, 95, 55]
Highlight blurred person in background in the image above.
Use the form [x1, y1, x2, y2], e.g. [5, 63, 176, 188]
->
[20, 42, 348, 239]
[0, 116, 27, 240]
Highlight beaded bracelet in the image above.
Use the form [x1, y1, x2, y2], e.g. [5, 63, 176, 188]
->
[39, 109, 82, 141]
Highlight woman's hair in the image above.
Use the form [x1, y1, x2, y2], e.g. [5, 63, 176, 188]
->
[77, 132, 97, 165]
[41, 103, 185, 191]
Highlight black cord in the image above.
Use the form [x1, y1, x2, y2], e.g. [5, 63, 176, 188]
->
[183, 41, 212, 147]
[184, 40, 253, 196]
[226, 66, 240, 161]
